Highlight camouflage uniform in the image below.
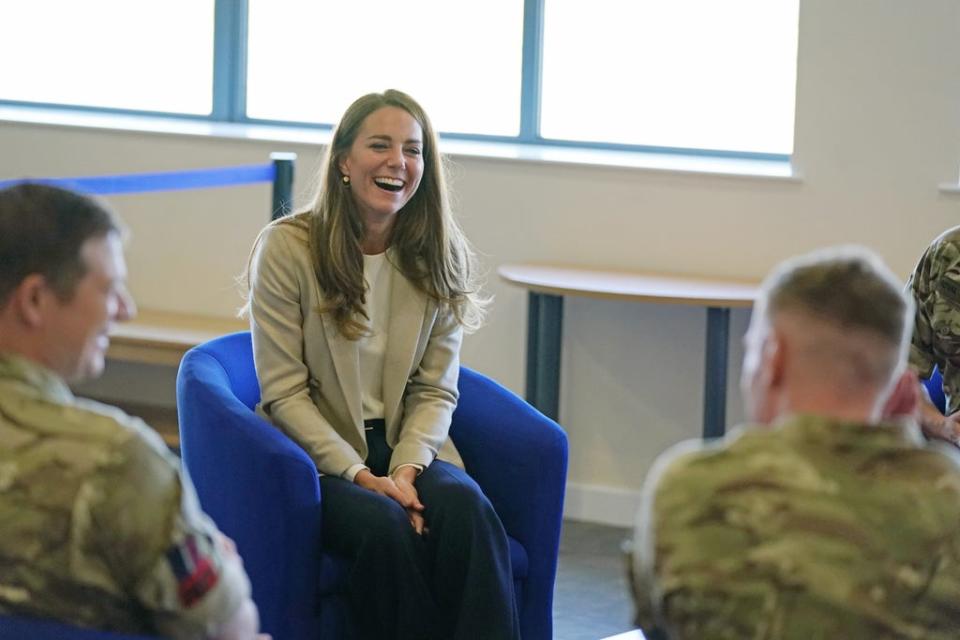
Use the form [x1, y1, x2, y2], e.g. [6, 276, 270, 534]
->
[633, 415, 960, 640]
[908, 226, 960, 414]
[0, 354, 251, 638]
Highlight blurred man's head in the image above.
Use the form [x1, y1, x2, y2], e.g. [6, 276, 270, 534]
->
[0, 183, 136, 381]
[741, 246, 911, 425]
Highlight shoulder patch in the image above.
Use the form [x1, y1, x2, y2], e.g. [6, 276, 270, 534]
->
[165, 533, 220, 608]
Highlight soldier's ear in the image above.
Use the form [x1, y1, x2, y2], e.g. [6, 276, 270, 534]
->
[11, 274, 50, 328]
[879, 368, 919, 420]
[762, 329, 786, 390]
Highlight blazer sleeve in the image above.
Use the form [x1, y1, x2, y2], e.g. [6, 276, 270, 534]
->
[389, 305, 462, 474]
[249, 224, 365, 476]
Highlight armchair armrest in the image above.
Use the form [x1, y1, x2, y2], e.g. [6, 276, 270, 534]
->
[177, 347, 322, 640]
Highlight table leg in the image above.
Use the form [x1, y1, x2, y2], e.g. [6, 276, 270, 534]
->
[703, 307, 730, 439]
[526, 292, 563, 421]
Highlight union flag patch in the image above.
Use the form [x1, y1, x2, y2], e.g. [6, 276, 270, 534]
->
[165, 533, 220, 607]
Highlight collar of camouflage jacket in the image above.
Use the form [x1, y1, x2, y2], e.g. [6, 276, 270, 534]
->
[770, 412, 928, 448]
[0, 353, 74, 404]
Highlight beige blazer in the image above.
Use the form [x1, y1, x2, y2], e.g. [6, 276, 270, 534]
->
[248, 215, 464, 477]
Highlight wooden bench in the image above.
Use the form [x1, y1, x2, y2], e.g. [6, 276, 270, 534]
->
[104, 309, 247, 449]
[107, 309, 247, 367]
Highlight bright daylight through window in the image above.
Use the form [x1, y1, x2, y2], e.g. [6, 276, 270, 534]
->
[0, 0, 799, 157]
[541, 0, 799, 155]
[246, 0, 524, 136]
[0, 0, 214, 115]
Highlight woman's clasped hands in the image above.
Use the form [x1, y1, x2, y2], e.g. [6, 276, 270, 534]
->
[354, 466, 427, 534]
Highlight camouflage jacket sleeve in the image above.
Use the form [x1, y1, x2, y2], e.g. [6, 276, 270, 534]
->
[907, 244, 938, 378]
[87, 423, 251, 640]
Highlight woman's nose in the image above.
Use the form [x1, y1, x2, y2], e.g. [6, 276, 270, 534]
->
[386, 146, 405, 168]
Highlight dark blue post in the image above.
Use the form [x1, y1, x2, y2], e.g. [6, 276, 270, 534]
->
[703, 307, 730, 439]
[270, 152, 296, 220]
[526, 292, 563, 421]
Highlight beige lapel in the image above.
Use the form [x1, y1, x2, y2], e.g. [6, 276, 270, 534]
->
[382, 265, 428, 432]
[320, 312, 363, 431]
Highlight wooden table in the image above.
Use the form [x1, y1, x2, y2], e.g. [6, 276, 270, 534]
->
[499, 264, 758, 438]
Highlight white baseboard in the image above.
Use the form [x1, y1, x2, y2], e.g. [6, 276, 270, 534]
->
[563, 482, 642, 528]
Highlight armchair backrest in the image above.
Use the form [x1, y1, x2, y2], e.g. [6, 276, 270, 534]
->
[187, 331, 261, 408]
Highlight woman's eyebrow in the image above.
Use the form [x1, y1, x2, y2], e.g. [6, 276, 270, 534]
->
[365, 134, 422, 144]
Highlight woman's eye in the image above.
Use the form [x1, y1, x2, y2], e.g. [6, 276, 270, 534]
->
[405, 147, 422, 156]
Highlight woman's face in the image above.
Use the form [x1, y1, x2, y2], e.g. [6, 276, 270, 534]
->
[339, 106, 425, 224]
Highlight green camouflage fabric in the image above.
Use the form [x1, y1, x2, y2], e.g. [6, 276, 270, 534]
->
[0, 354, 250, 638]
[908, 225, 960, 415]
[633, 415, 960, 640]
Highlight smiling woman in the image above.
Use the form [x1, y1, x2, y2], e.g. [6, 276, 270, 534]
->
[243, 90, 513, 640]
[337, 105, 425, 251]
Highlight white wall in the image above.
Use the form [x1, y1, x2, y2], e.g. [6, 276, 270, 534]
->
[2, 0, 959, 525]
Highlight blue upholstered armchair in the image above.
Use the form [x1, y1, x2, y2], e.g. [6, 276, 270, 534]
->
[0, 615, 152, 640]
[176, 332, 568, 640]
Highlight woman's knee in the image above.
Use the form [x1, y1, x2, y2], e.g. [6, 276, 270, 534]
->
[423, 471, 497, 523]
[360, 499, 419, 545]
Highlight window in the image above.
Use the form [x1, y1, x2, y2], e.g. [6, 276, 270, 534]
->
[0, 1, 214, 115]
[0, 0, 799, 158]
[245, 0, 524, 136]
[540, 0, 799, 155]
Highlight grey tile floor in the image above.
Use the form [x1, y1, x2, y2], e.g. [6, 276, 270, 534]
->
[553, 520, 636, 640]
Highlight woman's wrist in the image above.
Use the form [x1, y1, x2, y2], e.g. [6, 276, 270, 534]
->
[353, 468, 376, 487]
[346, 464, 370, 484]
[391, 464, 420, 483]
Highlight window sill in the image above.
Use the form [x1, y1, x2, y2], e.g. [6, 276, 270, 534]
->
[940, 182, 960, 195]
[0, 104, 798, 181]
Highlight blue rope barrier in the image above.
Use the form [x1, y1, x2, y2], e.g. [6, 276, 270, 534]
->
[0, 163, 276, 196]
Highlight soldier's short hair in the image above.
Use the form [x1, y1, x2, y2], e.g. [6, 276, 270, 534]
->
[760, 246, 912, 382]
[0, 183, 122, 306]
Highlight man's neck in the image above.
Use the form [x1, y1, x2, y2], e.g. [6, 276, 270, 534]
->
[774, 391, 880, 425]
[0, 331, 55, 378]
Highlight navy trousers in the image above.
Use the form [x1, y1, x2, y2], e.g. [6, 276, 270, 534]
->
[319, 423, 521, 640]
